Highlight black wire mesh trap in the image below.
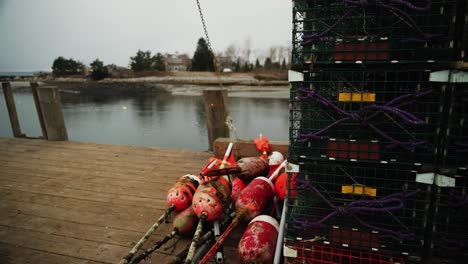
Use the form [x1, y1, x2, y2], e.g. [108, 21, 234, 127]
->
[429, 167, 468, 263]
[284, 241, 406, 264]
[291, 0, 466, 66]
[440, 83, 468, 168]
[285, 161, 433, 261]
[289, 65, 447, 166]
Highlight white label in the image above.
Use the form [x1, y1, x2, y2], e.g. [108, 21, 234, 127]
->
[283, 246, 298, 258]
[435, 175, 455, 187]
[288, 70, 304, 82]
[286, 162, 300, 173]
[416, 173, 435, 185]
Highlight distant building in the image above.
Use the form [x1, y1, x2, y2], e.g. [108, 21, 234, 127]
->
[164, 54, 191, 72]
[106, 64, 132, 78]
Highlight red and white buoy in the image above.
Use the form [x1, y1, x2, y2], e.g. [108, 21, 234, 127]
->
[185, 143, 235, 264]
[198, 161, 287, 264]
[167, 174, 201, 212]
[238, 215, 279, 264]
[191, 175, 232, 221]
[268, 151, 284, 166]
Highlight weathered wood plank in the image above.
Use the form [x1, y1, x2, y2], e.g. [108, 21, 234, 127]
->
[0, 242, 107, 264]
[203, 89, 229, 150]
[30, 82, 48, 139]
[214, 137, 289, 159]
[1, 82, 23, 137]
[36, 86, 68, 141]
[0, 138, 240, 263]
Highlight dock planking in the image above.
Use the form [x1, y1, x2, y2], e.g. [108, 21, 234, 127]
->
[0, 137, 243, 264]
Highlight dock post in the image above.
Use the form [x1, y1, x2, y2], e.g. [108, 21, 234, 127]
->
[203, 89, 229, 150]
[2, 81, 24, 137]
[36, 86, 68, 141]
[30, 82, 48, 139]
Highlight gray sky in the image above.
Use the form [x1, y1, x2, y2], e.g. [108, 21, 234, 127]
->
[0, 0, 292, 72]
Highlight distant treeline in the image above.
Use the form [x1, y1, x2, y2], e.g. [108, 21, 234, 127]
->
[51, 38, 290, 80]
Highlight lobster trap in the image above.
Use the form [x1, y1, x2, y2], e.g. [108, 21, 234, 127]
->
[429, 166, 468, 263]
[284, 242, 405, 264]
[291, 0, 467, 66]
[289, 65, 447, 166]
[285, 161, 433, 261]
[440, 83, 468, 167]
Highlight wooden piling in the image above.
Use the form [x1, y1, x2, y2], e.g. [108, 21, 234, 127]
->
[30, 82, 48, 139]
[203, 89, 229, 150]
[2, 81, 24, 137]
[36, 86, 68, 141]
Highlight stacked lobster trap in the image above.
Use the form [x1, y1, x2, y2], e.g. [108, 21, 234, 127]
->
[285, 0, 468, 263]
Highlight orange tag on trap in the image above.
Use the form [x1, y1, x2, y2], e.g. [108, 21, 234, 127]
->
[338, 92, 376, 102]
[342, 185, 377, 197]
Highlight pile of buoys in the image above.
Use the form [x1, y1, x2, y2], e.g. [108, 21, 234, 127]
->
[117, 135, 292, 264]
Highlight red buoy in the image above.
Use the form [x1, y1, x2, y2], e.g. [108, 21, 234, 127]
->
[238, 215, 279, 264]
[192, 176, 231, 221]
[173, 206, 199, 236]
[274, 172, 297, 200]
[231, 177, 246, 201]
[198, 176, 277, 264]
[167, 174, 200, 212]
[235, 177, 275, 220]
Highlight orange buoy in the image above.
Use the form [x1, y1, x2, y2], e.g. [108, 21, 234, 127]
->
[167, 174, 200, 212]
[192, 176, 231, 221]
[274, 172, 297, 200]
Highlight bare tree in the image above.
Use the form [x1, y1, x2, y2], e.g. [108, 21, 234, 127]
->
[268, 46, 278, 63]
[242, 36, 252, 63]
[224, 43, 239, 62]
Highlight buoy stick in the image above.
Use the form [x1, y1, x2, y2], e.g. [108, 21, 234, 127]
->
[198, 217, 240, 264]
[129, 230, 177, 264]
[222, 142, 233, 166]
[273, 198, 287, 264]
[118, 205, 175, 264]
[185, 213, 207, 264]
[268, 160, 287, 182]
[172, 212, 235, 264]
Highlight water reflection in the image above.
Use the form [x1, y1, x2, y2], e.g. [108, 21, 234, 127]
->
[1, 87, 289, 150]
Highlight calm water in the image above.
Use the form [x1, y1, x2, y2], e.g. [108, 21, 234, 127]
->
[0, 85, 289, 150]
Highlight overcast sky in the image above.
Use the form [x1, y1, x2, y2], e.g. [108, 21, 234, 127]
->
[0, 0, 292, 72]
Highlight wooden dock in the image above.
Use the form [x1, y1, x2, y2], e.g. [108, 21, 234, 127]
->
[0, 137, 242, 264]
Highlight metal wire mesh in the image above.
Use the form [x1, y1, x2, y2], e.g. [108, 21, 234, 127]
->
[440, 84, 468, 168]
[289, 65, 446, 166]
[285, 161, 432, 260]
[430, 167, 468, 263]
[284, 242, 406, 264]
[291, 0, 465, 66]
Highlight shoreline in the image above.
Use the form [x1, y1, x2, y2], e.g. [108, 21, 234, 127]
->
[10, 71, 289, 87]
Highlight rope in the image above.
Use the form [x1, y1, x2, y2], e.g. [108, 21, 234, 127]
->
[298, 88, 432, 150]
[294, 179, 418, 241]
[302, 0, 440, 46]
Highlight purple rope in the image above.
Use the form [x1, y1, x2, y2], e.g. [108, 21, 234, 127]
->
[442, 237, 468, 251]
[455, 142, 468, 153]
[302, 0, 438, 46]
[449, 190, 468, 208]
[294, 179, 419, 241]
[298, 88, 431, 150]
[344, 0, 432, 11]
[302, 9, 355, 46]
